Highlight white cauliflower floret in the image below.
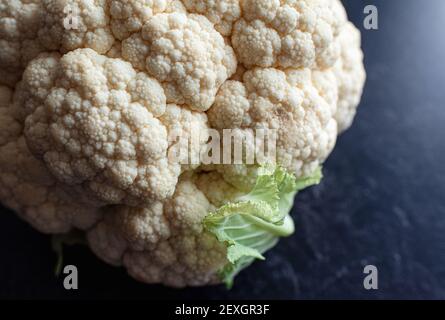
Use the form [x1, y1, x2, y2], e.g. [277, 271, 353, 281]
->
[333, 22, 366, 132]
[108, 0, 188, 42]
[160, 103, 210, 170]
[0, 0, 189, 82]
[182, 0, 241, 36]
[0, 85, 102, 233]
[285, 67, 338, 114]
[39, 0, 115, 54]
[0, 0, 45, 86]
[231, 0, 347, 69]
[208, 68, 337, 177]
[0, 0, 189, 86]
[0, 86, 21, 144]
[164, 0, 188, 13]
[0, 138, 103, 233]
[109, 0, 169, 40]
[87, 178, 227, 287]
[122, 12, 237, 111]
[117, 202, 171, 251]
[18, 48, 209, 205]
[195, 170, 243, 206]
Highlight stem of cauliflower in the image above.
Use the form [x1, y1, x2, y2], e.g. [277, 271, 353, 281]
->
[51, 230, 87, 277]
[203, 166, 323, 288]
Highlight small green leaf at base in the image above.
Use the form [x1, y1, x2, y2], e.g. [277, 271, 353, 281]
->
[51, 230, 86, 277]
[203, 165, 322, 288]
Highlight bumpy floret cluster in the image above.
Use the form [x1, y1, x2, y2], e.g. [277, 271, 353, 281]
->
[0, 0, 365, 287]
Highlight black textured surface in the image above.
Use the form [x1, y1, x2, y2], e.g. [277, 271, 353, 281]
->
[1, 0, 445, 300]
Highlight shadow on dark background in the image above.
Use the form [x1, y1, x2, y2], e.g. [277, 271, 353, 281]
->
[1, 0, 444, 299]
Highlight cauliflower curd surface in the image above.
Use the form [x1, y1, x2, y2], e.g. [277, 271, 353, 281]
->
[0, 0, 365, 287]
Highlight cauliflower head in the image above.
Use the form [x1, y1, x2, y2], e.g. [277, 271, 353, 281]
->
[0, 0, 365, 287]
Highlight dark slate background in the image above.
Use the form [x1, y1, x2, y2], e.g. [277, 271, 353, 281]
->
[1, 0, 444, 300]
